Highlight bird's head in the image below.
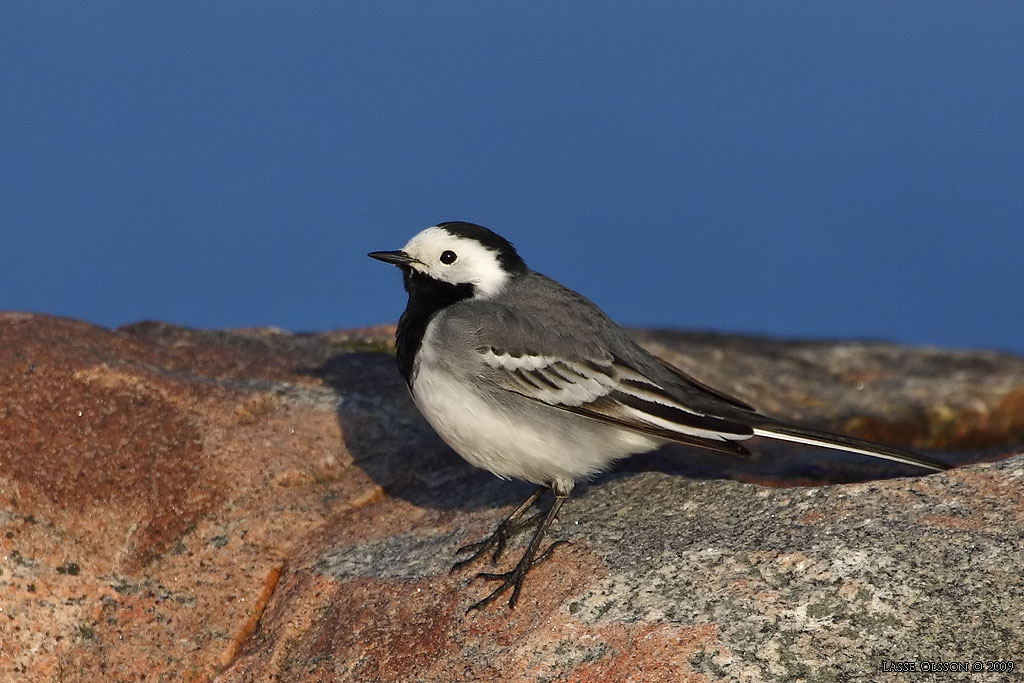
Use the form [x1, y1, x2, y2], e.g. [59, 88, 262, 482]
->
[369, 222, 527, 298]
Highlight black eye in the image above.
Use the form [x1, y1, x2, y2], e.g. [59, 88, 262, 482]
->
[439, 250, 458, 264]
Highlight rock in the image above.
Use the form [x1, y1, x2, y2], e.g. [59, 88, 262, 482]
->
[1, 313, 1021, 681]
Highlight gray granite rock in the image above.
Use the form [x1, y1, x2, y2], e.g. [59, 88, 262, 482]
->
[221, 331, 1024, 683]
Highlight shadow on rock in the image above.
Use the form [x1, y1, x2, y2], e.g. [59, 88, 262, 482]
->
[305, 351, 536, 512]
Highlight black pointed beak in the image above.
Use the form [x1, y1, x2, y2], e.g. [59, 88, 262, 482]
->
[368, 250, 420, 267]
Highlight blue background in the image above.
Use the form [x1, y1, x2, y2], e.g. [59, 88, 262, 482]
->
[3, 3, 1022, 353]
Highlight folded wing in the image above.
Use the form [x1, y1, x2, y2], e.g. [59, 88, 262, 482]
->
[479, 346, 755, 456]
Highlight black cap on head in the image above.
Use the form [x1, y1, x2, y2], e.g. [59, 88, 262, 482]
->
[436, 221, 528, 274]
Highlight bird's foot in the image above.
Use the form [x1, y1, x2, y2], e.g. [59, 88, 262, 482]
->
[466, 540, 569, 612]
[450, 510, 544, 572]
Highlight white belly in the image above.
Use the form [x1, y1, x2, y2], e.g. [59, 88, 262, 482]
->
[410, 354, 661, 488]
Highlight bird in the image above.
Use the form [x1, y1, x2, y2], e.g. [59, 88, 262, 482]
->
[368, 221, 947, 612]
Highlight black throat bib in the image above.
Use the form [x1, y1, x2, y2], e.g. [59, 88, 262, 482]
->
[394, 268, 474, 384]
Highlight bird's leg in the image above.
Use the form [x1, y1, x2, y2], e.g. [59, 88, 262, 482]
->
[451, 485, 547, 571]
[467, 485, 570, 612]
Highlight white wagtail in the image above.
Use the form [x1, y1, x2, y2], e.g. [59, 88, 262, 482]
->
[369, 221, 947, 612]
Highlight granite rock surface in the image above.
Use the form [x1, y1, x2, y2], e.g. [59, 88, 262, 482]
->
[1, 313, 1022, 682]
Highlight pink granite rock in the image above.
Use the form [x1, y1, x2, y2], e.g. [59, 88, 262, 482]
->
[1, 313, 1021, 681]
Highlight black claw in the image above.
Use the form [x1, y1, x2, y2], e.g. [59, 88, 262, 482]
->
[465, 566, 527, 612]
[509, 581, 523, 609]
[449, 556, 473, 575]
[450, 539, 492, 573]
[534, 539, 569, 564]
[465, 585, 506, 613]
[450, 527, 512, 574]
[455, 540, 483, 556]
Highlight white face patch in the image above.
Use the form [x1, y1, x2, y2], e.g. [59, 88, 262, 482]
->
[400, 226, 510, 297]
